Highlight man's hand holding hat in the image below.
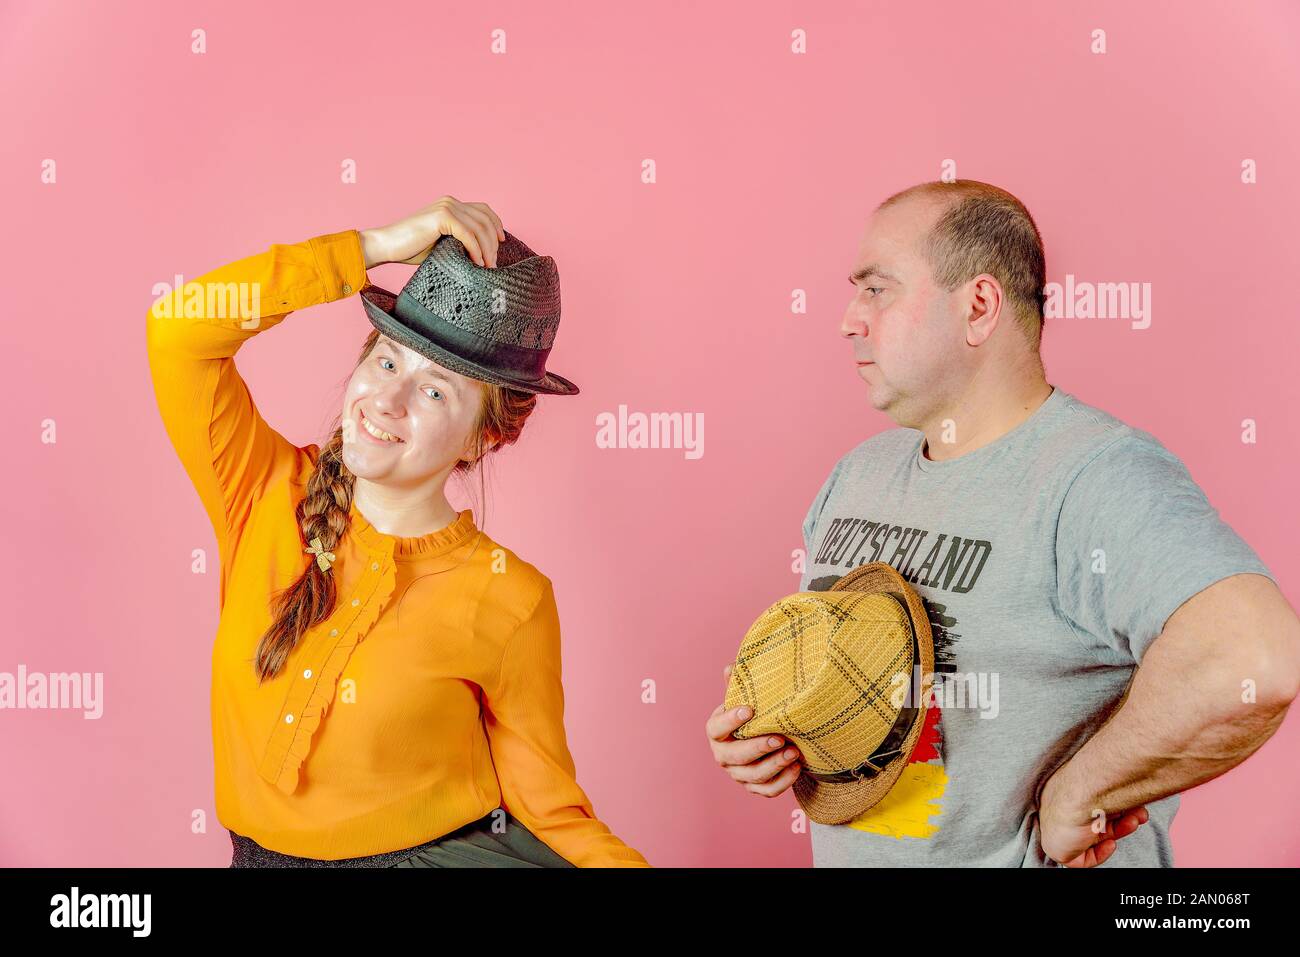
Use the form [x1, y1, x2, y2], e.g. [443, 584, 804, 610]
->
[706, 664, 804, 798]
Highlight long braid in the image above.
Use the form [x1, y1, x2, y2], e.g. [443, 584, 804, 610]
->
[253, 427, 355, 683]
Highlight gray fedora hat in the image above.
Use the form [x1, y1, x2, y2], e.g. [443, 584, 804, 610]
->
[359, 230, 579, 396]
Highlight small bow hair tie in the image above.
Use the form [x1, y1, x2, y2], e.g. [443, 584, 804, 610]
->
[304, 537, 336, 572]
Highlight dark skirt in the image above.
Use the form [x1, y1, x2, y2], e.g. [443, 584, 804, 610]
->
[229, 809, 576, 868]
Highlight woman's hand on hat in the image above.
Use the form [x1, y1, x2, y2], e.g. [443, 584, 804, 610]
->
[707, 663, 805, 797]
[359, 196, 507, 270]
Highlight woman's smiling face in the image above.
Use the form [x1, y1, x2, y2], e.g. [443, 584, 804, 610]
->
[340, 335, 485, 487]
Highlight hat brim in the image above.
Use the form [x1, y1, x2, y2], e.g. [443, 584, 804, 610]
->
[792, 562, 936, 826]
[359, 285, 580, 396]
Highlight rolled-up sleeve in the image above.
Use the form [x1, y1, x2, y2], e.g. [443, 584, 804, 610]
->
[482, 579, 650, 867]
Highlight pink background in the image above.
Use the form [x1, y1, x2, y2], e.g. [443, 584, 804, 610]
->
[3, 0, 1298, 867]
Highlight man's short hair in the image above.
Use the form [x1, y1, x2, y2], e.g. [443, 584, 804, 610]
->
[877, 180, 1047, 348]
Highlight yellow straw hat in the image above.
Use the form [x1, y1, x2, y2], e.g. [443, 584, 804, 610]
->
[724, 561, 935, 825]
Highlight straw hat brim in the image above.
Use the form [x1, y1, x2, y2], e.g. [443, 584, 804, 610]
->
[792, 562, 936, 826]
[359, 284, 580, 397]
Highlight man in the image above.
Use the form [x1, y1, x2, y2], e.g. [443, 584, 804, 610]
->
[706, 179, 1300, 867]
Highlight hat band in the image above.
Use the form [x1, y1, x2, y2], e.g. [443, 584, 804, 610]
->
[802, 592, 924, 784]
[396, 289, 553, 385]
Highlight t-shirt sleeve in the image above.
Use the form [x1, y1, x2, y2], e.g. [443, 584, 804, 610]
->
[1055, 431, 1275, 667]
[799, 453, 848, 591]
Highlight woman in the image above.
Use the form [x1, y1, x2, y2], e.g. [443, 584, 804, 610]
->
[146, 196, 648, 867]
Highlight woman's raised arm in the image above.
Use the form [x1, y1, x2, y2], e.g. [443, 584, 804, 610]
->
[145, 230, 369, 584]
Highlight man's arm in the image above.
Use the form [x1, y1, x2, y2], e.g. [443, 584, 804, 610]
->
[1043, 572, 1300, 822]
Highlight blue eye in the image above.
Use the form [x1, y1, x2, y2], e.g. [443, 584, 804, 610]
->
[865, 286, 883, 297]
[379, 356, 443, 400]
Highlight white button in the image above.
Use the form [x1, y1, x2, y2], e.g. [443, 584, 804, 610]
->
[352, 598, 360, 607]
[285, 713, 294, 724]
[371, 562, 379, 571]
[329, 629, 339, 637]
[303, 669, 312, 679]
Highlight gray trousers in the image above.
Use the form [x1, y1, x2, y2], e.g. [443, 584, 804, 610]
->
[229, 809, 576, 868]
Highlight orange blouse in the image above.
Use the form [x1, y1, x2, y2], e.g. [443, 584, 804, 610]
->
[145, 228, 647, 866]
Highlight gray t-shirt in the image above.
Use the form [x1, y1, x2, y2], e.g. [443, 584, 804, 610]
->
[798, 385, 1274, 867]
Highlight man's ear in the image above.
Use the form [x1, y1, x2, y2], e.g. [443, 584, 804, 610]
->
[965, 274, 1003, 347]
